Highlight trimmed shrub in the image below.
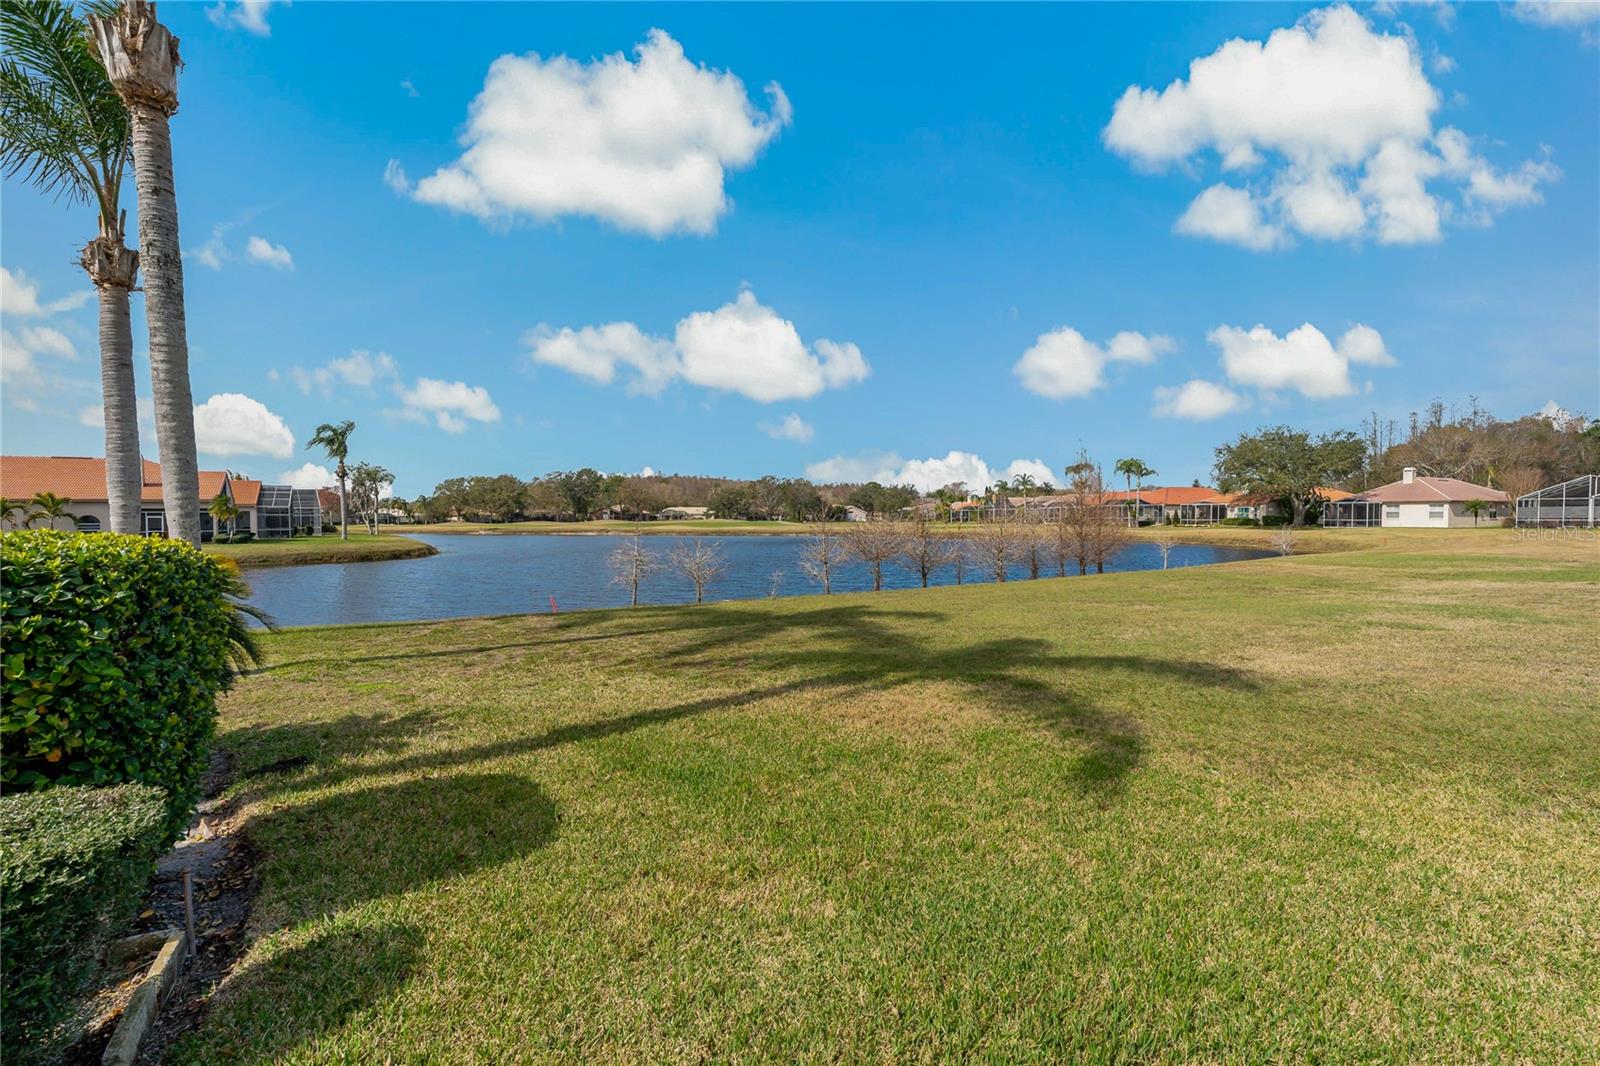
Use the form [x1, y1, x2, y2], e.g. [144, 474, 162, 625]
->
[1, 783, 168, 1065]
[1, 530, 261, 836]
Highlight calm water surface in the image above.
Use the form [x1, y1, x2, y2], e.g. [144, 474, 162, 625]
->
[243, 533, 1272, 627]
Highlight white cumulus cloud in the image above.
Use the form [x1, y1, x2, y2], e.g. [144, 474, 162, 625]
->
[1013, 327, 1174, 399]
[804, 450, 1057, 493]
[277, 462, 334, 489]
[1511, 0, 1600, 28]
[1207, 322, 1395, 399]
[1153, 380, 1247, 420]
[289, 350, 398, 395]
[1105, 4, 1560, 249]
[410, 30, 791, 237]
[193, 392, 296, 458]
[397, 377, 501, 433]
[1, 266, 89, 317]
[245, 236, 294, 270]
[527, 290, 868, 403]
[206, 0, 286, 36]
[761, 413, 814, 443]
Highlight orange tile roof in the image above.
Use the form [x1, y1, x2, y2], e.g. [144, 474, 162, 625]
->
[0, 456, 230, 505]
[231, 478, 262, 507]
[1100, 486, 1219, 506]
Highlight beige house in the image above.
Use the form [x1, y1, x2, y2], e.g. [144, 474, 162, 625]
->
[0, 457, 320, 538]
[1327, 468, 1509, 528]
[659, 506, 710, 520]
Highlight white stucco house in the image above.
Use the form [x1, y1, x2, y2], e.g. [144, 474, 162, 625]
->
[1326, 467, 1509, 528]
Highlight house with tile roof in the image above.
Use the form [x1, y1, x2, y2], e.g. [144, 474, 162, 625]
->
[1326, 468, 1509, 528]
[0, 456, 320, 538]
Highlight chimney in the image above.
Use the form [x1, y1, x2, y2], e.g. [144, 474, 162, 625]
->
[1402, 466, 1416, 484]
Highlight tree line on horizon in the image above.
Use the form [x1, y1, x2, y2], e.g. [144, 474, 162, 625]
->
[380, 399, 1595, 527]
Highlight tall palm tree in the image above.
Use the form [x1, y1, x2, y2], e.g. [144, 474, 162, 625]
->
[28, 491, 77, 530]
[89, 0, 199, 545]
[1114, 458, 1156, 525]
[1, 0, 142, 534]
[308, 420, 355, 540]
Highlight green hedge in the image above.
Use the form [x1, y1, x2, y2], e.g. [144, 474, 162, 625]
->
[1, 783, 169, 1064]
[1, 530, 261, 836]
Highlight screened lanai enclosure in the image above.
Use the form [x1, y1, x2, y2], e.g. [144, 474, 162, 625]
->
[1323, 496, 1384, 528]
[1516, 475, 1599, 528]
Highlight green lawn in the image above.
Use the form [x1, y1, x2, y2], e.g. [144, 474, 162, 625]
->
[181, 530, 1598, 1062]
[205, 533, 437, 568]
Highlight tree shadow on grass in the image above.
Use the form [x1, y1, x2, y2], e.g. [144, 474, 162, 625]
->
[224, 709, 447, 782]
[170, 919, 423, 1065]
[249, 771, 559, 923]
[244, 600, 1259, 802]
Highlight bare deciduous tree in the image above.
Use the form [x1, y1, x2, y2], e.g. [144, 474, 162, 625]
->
[1270, 528, 1296, 557]
[609, 528, 658, 606]
[897, 515, 957, 587]
[843, 519, 904, 591]
[969, 519, 1022, 582]
[1152, 530, 1177, 570]
[799, 520, 844, 594]
[668, 538, 726, 604]
[1058, 453, 1130, 574]
[1018, 522, 1048, 579]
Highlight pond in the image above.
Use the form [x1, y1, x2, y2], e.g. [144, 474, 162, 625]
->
[241, 533, 1273, 627]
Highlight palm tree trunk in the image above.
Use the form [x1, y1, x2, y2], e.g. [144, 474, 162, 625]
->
[128, 100, 199, 545]
[92, 2, 199, 546]
[337, 464, 349, 541]
[83, 233, 142, 534]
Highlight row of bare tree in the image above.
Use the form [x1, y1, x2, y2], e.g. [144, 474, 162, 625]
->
[606, 500, 1144, 607]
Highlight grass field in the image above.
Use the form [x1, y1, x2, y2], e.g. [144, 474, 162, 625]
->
[179, 529, 1598, 1062]
[205, 533, 437, 568]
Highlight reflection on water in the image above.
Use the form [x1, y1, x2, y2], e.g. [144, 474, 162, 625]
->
[243, 533, 1271, 627]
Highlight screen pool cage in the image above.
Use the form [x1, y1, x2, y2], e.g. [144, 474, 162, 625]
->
[1323, 496, 1383, 527]
[1516, 475, 1598, 528]
[257, 484, 295, 538]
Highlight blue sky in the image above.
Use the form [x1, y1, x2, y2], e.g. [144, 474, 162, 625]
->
[3, 1, 1596, 495]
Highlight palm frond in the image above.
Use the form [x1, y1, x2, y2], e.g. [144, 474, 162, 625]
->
[0, 0, 128, 220]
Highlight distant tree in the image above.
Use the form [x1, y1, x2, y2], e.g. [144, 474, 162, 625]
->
[1462, 498, 1487, 526]
[1494, 465, 1543, 513]
[26, 491, 75, 530]
[1058, 453, 1127, 573]
[1213, 426, 1366, 527]
[668, 538, 726, 604]
[1018, 523, 1047, 579]
[1114, 458, 1157, 503]
[709, 484, 756, 520]
[1270, 527, 1296, 556]
[349, 462, 394, 535]
[970, 519, 1022, 582]
[799, 520, 844, 594]
[897, 514, 957, 587]
[308, 420, 355, 539]
[842, 520, 903, 591]
[608, 528, 658, 606]
[473, 473, 527, 522]
[548, 468, 605, 520]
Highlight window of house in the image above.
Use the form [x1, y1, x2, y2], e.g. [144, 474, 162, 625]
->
[1429, 506, 1445, 520]
[1384, 506, 1399, 519]
[74, 515, 101, 533]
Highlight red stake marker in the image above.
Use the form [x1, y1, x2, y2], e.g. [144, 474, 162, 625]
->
[549, 595, 558, 614]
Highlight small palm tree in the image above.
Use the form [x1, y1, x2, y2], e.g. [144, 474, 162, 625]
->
[1, 496, 27, 529]
[1463, 498, 1486, 526]
[307, 420, 355, 540]
[208, 492, 238, 540]
[1, 0, 143, 533]
[28, 491, 77, 530]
